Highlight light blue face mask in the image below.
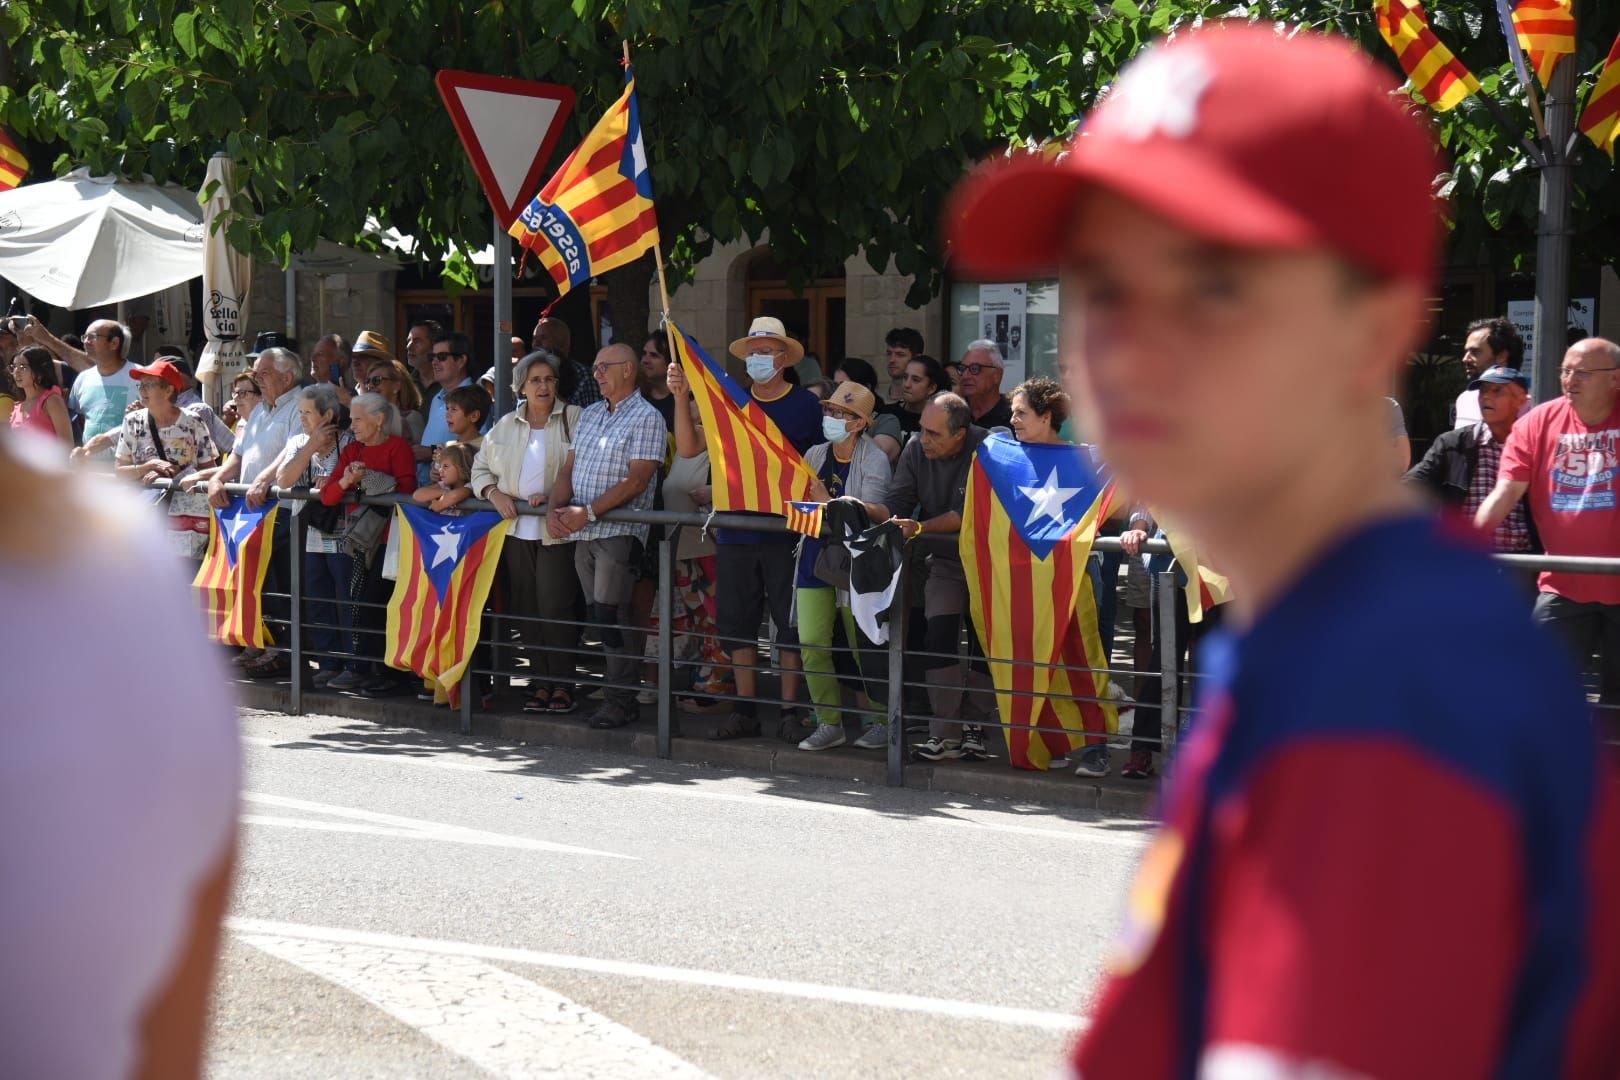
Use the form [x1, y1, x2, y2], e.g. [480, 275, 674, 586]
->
[745, 352, 779, 383]
[822, 415, 853, 443]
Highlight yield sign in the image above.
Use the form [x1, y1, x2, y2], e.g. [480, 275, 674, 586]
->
[435, 71, 576, 229]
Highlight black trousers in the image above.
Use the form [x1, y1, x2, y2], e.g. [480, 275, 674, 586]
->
[1131, 590, 1223, 756]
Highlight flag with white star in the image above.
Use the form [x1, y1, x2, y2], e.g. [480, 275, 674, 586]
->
[959, 433, 1119, 771]
[385, 505, 512, 707]
[193, 495, 280, 647]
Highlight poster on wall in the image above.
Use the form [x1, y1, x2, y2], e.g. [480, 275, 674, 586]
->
[1506, 297, 1594, 390]
[978, 282, 1026, 387]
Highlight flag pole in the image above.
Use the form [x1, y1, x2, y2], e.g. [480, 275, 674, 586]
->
[623, 39, 674, 323]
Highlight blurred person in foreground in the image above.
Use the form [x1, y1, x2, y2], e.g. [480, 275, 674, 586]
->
[0, 432, 239, 1078]
[950, 23, 1620, 1077]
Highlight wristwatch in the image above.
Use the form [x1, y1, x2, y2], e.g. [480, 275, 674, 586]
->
[585, 504, 597, 524]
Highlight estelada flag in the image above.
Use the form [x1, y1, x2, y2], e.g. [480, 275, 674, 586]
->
[784, 501, 824, 539]
[668, 318, 816, 516]
[1512, 0, 1576, 88]
[384, 505, 511, 707]
[961, 434, 1117, 772]
[508, 67, 658, 298]
[0, 128, 26, 191]
[1580, 33, 1620, 160]
[193, 496, 279, 648]
[1375, 0, 1481, 112]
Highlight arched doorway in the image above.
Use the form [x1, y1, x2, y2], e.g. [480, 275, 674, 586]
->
[744, 251, 846, 371]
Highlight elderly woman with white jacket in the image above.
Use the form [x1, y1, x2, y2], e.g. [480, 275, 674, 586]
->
[471, 350, 584, 715]
[795, 381, 893, 752]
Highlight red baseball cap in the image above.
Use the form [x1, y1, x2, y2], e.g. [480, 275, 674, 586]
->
[946, 24, 1445, 285]
[129, 359, 188, 393]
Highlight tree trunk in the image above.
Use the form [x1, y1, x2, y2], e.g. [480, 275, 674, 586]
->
[603, 252, 655, 354]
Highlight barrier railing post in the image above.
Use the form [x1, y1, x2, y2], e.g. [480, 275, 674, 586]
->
[886, 566, 908, 787]
[1156, 570, 1178, 756]
[288, 502, 305, 717]
[657, 536, 675, 758]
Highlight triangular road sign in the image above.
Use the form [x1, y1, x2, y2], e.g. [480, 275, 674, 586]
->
[435, 71, 576, 229]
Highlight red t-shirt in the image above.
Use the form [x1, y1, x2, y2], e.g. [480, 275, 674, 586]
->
[319, 436, 419, 504]
[1499, 397, 1620, 604]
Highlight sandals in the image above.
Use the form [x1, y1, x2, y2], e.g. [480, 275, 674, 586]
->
[547, 687, 577, 714]
[523, 688, 551, 714]
[710, 712, 762, 740]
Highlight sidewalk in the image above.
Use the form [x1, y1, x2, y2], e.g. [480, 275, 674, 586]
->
[234, 679, 1160, 818]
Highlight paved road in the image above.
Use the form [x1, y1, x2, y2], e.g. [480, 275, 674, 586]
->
[209, 709, 1154, 1079]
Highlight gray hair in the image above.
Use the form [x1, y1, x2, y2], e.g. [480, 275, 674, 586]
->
[963, 339, 1004, 366]
[350, 391, 402, 438]
[930, 391, 972, 435]
[513, 348, 563, 398]
[259, 346, 305, 383]
[297, 382, 343, 421]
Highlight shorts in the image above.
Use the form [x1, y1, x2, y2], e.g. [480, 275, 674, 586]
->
[1124, 557, 1151, 609]
[574, 535, 642, 607]
[922, 558, 969, 617]
[715, 542, 799, 649]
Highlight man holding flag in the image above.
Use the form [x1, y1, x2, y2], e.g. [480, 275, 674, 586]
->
[950, 23, 1620, 1076]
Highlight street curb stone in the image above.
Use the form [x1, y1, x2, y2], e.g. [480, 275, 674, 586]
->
[236, 681, 1157, 818]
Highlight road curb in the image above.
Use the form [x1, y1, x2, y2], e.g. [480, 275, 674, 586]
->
[235, 681, 1158, 818]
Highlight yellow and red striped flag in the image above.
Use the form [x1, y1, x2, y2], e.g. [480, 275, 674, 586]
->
[784, 501, 824, 539]
[385, 505, 511, 708]
[961, 434, 1118, 772]
[1580, 33, 1620, 160]
[668, 319, 816, 516]
[193, 496, 279, 647]
[1375, 0, 1481, 112]
[1512, 0, 1576, 88]
[1164, 527, 1233, 625]
[0, 128, 27, 191]
[508, 67, 659, 298]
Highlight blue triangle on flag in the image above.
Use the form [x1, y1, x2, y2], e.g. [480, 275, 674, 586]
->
[400, 504, 504, 603]
[976, 433, 1105, 560]
[215, 495, 274, 571]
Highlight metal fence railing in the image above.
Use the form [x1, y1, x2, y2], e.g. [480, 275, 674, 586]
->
[186, 482, 1620, 786]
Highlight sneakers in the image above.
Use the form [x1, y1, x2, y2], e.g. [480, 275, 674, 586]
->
[912, 737, 962, 761]
[357, 676, 399, 698]
[1120, 750, 1156, 779]
[852, 723, 888, 750]
[798, 724, 847, 752]
[635, 688, 658, 706]
[1074, 746, 1110, 778]
[588, 702, 635, 729]
[327, 669, 369, 692]
[232, 646, 264, 667]
[312, 670, 335, 689]
[958, 725, 989, 761]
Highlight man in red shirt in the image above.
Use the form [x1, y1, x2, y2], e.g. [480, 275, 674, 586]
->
[1478, 337, 1620, 715]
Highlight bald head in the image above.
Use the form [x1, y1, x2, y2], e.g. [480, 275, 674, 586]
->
[594, 342, 640, 403]
[1560, 337, 1620, 421]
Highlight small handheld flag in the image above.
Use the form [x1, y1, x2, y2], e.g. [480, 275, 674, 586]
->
[193, 496, 279, 647]
[0, 128, 27, 192]
[668, 319, 816, 516]
[508, 68, 659, 299]
[1580, 33, 1620, 160]
[384, 505, 511, 707]
[784, 501, 824, 539]
[961, 434, 1117, 772]
[1375, 0, 1481, 112]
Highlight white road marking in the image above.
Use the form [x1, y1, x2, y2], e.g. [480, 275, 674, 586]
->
[240, 736, 1152, 849]
[240, 791, 636, 860]
[229, 918, 1088, 1034]
[240, 931, 714, 1079]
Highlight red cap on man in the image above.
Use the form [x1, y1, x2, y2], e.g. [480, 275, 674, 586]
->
[946, 25, 1445, 286]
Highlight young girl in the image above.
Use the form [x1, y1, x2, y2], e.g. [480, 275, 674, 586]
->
[413, 441, 474, 515]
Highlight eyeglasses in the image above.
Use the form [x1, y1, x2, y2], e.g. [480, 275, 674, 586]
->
[820, 405, 859, 421]
[365, 375, 395, 388]
[1560, 366, 1618, 381]
[231, 387, 261, 398]
[9, 362, 28, 372]
[592, 358, 632, 374]
[527, 376, 559, 387]
[959, 363, 1000, 377]
[432, 350, 464, 361]
[83, 332, 109, 341]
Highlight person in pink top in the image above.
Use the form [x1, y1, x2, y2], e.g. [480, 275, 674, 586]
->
[7, 346, 72, 447]
[1478, 337, 1620, 716]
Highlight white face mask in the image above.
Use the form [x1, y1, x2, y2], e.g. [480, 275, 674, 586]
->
[822, 415, 853, 444]
[745, 353, 779, 383]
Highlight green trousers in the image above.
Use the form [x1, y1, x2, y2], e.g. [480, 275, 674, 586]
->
[796, 586, 886, 727]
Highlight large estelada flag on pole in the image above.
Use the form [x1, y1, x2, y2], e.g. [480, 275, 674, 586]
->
[0, 128, 27, 191]
[668, 318, 816, 517]
[384, 505, 511, 707]
[1580, 33, 1620, 160]
[193, 496, 279, 647]
[961, 434, 1117, 772]
[508, 67, 659, 298]
[1375, 0, 1481, 112]
[1511, 0, 1576, 88]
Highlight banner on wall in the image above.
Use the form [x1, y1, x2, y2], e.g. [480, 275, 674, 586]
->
[1505, 297, 1593, 388]
[978, 282, 1027, 388]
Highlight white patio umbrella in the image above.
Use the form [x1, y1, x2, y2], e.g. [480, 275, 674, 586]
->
[193, 154, 252, 404]
[0, 168, 205, 309]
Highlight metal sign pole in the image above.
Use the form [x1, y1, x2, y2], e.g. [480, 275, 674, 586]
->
[493, 221, 514, 418]
[1533, 56, 1577, 403]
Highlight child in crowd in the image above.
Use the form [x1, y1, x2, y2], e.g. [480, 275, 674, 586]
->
[443, 385, 490, 451]
[414, 441, 474, 516]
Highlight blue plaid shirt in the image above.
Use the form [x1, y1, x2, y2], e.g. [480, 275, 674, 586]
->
[567, 359, 603, 408]
[570, 391, 666, 543]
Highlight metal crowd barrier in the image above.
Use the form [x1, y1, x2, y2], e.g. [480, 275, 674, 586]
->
[186, 481, 1620, 785]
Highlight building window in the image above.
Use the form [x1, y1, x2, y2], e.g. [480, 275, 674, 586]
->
[947, 278, 1059, 387]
